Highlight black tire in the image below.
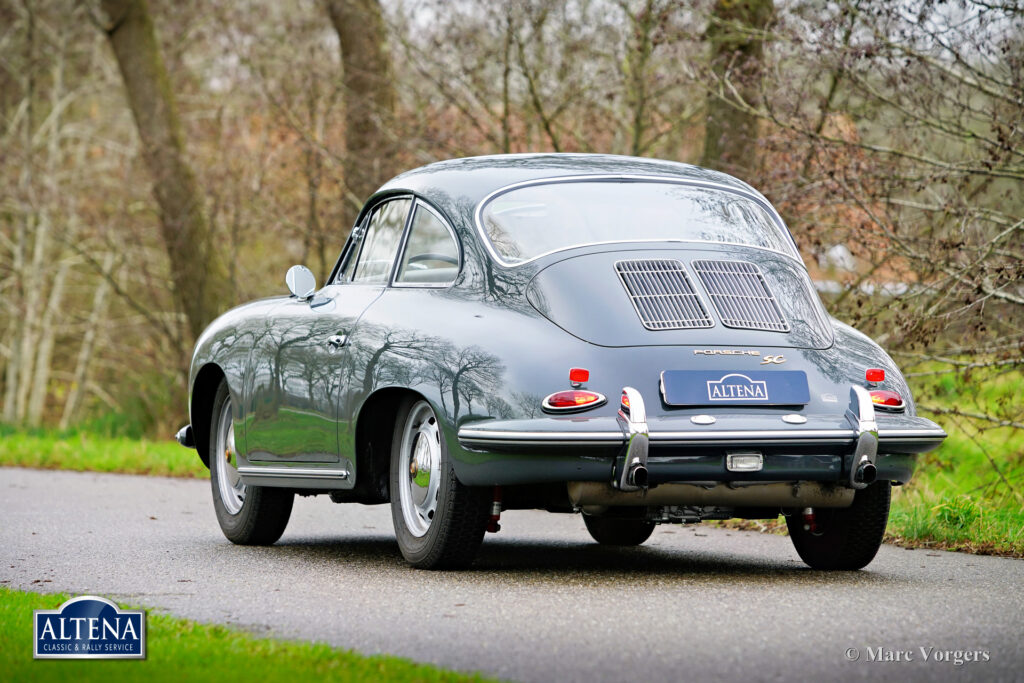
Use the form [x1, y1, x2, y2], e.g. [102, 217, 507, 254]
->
[389, 397, 489, 569]
[583, 510, 656, 546]
[209, 380, 294, 545]
[786, 481, 891, 570]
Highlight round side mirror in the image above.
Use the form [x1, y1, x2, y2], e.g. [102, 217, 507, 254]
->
[285, 265, 317, 299]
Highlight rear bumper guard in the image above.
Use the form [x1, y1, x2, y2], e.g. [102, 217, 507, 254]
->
[846, 386, 878, 490]
[614, 387, 649, 492]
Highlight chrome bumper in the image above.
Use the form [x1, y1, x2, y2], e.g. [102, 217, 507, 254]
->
[457, 387, 947, 454]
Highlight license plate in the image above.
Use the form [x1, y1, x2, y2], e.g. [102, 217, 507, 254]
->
[660, 370, 810, 406]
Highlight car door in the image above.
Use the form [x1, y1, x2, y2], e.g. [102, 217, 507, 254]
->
[244, 197, 413, 464]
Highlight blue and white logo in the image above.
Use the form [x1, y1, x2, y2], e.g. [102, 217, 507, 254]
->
[707, 373, 769, 401]
[34, 596, 146, 659]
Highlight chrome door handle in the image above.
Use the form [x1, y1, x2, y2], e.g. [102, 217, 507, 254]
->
[326, 334, 348, 350]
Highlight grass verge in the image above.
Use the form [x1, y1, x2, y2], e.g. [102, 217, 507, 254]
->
[0, 587, 492, 682]
[0, 426, 205, 478]
[890, 363, 1024, 557]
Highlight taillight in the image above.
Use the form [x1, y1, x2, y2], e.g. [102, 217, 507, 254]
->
[870, 390, 905, 412]
[542, 390, 607, 413]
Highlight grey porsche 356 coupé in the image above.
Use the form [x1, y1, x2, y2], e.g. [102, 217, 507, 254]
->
[177, 154, 946, 570]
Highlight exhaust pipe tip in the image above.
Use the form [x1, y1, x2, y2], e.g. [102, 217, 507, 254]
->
[627, 465, 648, 489]
[855, 462, 877, 485]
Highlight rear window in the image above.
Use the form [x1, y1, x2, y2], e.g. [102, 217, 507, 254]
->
[478, 180, 795, 265]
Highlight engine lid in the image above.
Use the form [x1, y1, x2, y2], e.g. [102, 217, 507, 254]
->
[525, 246, 834, 349]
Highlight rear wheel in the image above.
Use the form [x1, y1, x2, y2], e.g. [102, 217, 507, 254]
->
[786, 482, 891, 570]
[390, 398, 489, 569]
[209, 380, 294, 545]
[583, 510, 655, 546]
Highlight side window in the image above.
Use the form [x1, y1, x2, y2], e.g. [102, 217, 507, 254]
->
[352, 199, 411, 283]
[395, 205, 460, 285]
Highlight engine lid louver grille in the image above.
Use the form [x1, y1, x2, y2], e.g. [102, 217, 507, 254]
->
[691, 259, 790, 332]
[615, 259, 713, 330]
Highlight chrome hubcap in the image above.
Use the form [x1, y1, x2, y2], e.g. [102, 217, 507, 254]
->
[398, 401, 441, 537]
[215, 398, 246, 515]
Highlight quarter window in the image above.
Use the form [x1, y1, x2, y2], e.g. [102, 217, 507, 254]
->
[395, 205, 460, 285]
[352, 199, 411, 283]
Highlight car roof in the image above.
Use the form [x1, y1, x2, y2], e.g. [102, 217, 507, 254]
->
[372, 153, 767, 219]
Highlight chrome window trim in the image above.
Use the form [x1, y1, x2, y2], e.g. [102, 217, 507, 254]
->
[473, 175, 802, 268]
[353, 195, 414, 284]
[391, 198, 463, 289]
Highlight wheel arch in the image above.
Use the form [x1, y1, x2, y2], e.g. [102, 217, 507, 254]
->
[190, 363, 227, 469]
[352, 387, 448, 504]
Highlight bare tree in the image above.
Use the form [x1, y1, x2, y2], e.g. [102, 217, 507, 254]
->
[749, 1, 1023, 442]
[95, 0, 230, 339]
[700, 0, 775, 175]
[325, 0, 397, 225]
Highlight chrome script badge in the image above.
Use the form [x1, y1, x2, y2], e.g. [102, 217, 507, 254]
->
[693, 349, 760, 356]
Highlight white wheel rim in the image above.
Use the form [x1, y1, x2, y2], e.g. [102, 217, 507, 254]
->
[215, 397, 246, 515]
[398, 401, 441, 537]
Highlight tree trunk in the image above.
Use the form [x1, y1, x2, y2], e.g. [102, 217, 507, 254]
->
[700, 0, 774, 177]
[61, 253, 115, 430]
[324, 0, 397, 226]
[97, 0, 229, 340]
[14, 216, 48, 422]
[26, 258, 71, 427]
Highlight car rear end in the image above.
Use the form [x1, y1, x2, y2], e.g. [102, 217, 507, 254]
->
[453, 170, 946, 568]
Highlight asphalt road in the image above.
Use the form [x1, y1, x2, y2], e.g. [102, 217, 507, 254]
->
[2, 467, 1021, 682]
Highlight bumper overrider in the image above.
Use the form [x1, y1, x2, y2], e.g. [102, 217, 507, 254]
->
[456, 385, 946, 506]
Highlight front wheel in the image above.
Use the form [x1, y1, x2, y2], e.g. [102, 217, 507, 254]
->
[786, 481, 891, 570]
[209, 381, 294, 545]
[389, 398, 489, 569]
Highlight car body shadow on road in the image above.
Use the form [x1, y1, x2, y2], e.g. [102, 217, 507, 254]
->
[257, 531, 911, 589]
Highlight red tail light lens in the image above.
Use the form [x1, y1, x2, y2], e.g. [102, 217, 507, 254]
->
[542, 390, 607, 413]
[870, 390, 905, 412]
[866, 368, 885, 383]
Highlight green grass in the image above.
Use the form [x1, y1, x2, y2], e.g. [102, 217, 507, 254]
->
[1, 587, 491, 682]
[883, 363, 1024, 556]
[0, 425, 205, 478]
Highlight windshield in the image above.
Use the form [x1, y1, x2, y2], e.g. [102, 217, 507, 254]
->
[479, 179, 796, 265]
